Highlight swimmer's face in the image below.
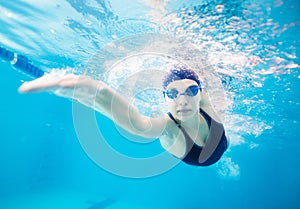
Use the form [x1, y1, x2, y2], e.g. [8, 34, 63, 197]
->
[164, 79, 201, 121]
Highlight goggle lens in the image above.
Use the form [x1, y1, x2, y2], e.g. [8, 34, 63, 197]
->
[164, 85, 200, 99]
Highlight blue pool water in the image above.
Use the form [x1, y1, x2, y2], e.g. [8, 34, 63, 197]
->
[0, 0, 299, 208]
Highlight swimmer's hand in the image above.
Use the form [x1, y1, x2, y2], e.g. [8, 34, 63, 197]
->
[19, 73, 96, 93]
[18, 73, 102, 109]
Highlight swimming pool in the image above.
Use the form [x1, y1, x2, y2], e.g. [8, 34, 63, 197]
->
[0, 0, 299, 208]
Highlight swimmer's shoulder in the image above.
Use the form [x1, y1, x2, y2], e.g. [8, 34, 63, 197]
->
[200, 106, 223, 124]
[200, 90, 223, 123]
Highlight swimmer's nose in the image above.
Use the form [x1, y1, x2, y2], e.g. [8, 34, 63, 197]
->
[176, 94, 188, 106]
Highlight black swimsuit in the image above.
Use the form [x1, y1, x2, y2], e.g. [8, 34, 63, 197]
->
[167, 109, 228, 166]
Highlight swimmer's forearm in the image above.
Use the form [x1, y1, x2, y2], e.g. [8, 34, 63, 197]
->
[61, 76, 165, 138]
[93, 82, 153, 135]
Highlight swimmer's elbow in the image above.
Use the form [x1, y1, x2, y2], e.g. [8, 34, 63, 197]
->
[129, 116, 165, 139]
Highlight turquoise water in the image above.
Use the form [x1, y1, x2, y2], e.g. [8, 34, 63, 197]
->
[0, 0, 299, 208]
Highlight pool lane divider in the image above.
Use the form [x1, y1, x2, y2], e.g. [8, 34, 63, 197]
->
[0, 46, 44, 78]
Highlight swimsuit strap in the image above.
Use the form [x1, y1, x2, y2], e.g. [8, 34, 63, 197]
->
[167, 112, 195, 153]
[167, 112, 181, 128]
[199, 108, 211, 128]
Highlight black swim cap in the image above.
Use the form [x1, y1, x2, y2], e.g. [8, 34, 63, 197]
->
[163, 66, 202, 90]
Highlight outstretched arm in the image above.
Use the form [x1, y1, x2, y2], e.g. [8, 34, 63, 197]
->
[19, 73, 166, 138]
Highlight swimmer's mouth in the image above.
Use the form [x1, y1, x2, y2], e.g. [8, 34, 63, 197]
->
[177, 109, 191, 113]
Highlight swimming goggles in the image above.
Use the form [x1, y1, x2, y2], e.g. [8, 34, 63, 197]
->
[164, 85, 200, 99]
